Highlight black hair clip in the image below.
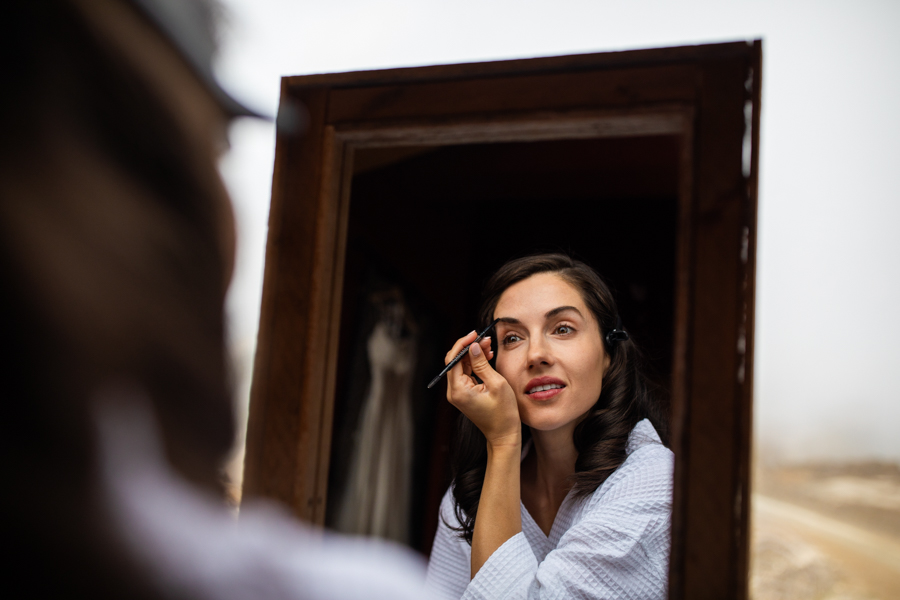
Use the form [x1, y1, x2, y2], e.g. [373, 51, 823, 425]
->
[605, 316, 630, 345]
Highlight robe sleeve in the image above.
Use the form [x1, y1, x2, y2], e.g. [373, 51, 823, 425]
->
[425, 488, 475, 600]
[462, 443, 673, 600]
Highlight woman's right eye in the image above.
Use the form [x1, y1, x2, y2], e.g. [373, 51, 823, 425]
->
[501, 334, 522, 346]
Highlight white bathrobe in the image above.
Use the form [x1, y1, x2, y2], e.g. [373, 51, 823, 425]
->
[426, 419, 674, 600]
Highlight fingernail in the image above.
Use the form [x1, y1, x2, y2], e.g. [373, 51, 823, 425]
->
[471, 343, 482, 357]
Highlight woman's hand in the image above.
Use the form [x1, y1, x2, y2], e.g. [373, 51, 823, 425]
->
[445, 331, 523, 578]
[445, 331, 520, 448]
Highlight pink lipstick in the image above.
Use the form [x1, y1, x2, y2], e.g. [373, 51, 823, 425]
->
[525, 376, 566, 401]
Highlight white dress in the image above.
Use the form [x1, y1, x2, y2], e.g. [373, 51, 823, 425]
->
[425, 419, 673, 600]
[337, 319, 416, 544]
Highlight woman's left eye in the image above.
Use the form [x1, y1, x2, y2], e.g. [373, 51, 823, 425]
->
[555, 325, 574, 335]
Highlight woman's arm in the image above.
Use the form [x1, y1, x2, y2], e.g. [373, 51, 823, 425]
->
[444, 332, 522, 578]
[472, 433, 521, 577]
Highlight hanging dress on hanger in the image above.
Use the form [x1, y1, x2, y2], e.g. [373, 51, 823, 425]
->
[336, 298, 417, 544]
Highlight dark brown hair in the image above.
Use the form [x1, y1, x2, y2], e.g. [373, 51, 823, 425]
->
[450, 253, 669, 543]
[1, 0, 233, 594]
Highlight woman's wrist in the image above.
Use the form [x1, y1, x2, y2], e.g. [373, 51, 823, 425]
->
[486, 431, 522, 453]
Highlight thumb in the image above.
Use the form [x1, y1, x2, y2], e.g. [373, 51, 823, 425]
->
[468, 342, 498, 381]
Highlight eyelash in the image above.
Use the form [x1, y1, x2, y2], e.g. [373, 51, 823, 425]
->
[501, 334, 522, 346]
[500, 324, 575, 346]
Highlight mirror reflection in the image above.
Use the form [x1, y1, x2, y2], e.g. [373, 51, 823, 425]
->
[326, 136, 681, 591]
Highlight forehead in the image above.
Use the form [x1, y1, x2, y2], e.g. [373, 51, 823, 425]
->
[494, 272, 588, 319]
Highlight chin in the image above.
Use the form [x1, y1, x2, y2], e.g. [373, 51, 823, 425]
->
[521, 413, 573, 434]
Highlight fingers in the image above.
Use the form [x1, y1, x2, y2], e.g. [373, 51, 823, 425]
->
[468, 340, 500, 384]
[444, 330, 477, 364]
[444, 332, 496, 400]
[460, 339, 493, 378]
[481, 337, 494, 360]
[444, 332, 495, 363]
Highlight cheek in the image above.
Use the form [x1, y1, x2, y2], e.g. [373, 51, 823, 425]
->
[570, 348, 606, 393]
[495, 352, 513, 380]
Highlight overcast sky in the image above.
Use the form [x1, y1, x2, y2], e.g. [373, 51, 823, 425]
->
[215, 0, 900, 464]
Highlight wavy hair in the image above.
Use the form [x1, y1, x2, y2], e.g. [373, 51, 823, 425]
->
[449, 253, 668, 544]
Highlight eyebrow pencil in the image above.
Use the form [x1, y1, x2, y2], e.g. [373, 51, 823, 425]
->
[427, 318, 500, 389]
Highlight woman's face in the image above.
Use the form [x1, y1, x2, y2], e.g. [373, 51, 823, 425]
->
[493, 272, 610, 435]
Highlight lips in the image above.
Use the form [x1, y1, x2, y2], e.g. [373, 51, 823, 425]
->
[525, 377, 566, 400]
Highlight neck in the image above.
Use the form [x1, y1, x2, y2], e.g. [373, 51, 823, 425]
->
[528, 426, 578, 502]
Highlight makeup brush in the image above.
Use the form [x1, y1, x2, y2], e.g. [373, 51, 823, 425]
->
[427, 318, 500, 389]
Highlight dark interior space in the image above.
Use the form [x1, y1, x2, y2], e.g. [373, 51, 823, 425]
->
[325, 134, 681, 555]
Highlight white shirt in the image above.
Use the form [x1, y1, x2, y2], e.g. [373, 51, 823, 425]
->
[425, 419, 673, 600]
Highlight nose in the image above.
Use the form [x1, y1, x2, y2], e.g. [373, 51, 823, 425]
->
[526, 334, 553, 370]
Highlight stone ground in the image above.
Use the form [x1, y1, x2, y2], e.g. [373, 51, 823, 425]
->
[750, 462, 900, 600]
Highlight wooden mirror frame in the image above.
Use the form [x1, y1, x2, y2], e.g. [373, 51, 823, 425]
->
[243, 40, 762, 600]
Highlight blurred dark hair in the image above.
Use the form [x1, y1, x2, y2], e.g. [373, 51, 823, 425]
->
[1, 0, 233, 593]
[450, 253, 669, 544]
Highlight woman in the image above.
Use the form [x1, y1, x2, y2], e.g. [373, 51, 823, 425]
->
[426, 254, 673, 599]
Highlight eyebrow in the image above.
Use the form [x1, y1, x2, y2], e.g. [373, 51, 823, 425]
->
[546, 305, 583, 319]
[496, 305, 584, 325]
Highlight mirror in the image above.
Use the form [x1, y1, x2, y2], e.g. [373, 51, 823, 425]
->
[244, 41, 761, 598]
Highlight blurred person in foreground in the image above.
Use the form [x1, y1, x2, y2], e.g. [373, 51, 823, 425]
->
[0, 1, 430, 598]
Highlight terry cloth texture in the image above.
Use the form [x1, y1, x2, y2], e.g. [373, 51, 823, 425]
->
[425, 418, 673, 600]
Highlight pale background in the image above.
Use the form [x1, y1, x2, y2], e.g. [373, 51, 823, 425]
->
[214, 0, 900, 482]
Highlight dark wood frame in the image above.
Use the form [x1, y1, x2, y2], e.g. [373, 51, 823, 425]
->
[243, 41, 762, 600]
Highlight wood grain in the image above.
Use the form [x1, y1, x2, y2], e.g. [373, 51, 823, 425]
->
[284, 41, 753, 90]
[327, 66, 698, 123]
[334, 107, 691, 147]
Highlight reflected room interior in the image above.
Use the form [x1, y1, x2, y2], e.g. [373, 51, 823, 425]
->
[324, 134, 682, 554]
